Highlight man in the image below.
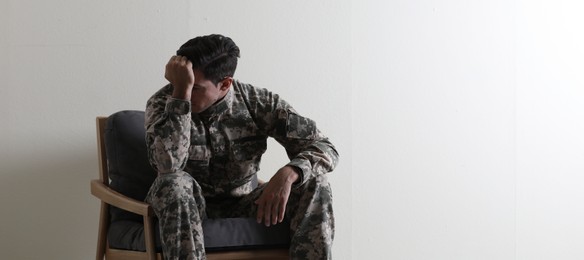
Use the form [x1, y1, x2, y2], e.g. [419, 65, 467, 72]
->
[145, 34, 339, 260]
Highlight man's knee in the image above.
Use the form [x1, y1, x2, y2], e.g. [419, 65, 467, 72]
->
[289, 174, 333, 217]
[296, 175, 332, 197]
[146, 171, 203, 212]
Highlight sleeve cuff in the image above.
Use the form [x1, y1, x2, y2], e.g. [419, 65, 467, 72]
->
[166, 98, 191, 115]
[287, 159, 311, 188]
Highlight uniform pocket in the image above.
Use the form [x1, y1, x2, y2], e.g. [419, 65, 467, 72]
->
[188, 145, 211, 162]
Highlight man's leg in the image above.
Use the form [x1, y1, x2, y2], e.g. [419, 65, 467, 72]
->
[146, 171, 207, 260]
[286, 174, 334, 260]
[228, 175, 334, 260]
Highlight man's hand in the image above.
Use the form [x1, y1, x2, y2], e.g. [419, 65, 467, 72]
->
[255, 166, 300, 227]
[165, 55, 195, 100]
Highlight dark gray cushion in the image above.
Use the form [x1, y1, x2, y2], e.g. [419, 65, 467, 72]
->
[104, 110, 289, 251]
[108, 218, 290, 252]
[105, 110, 157, 223]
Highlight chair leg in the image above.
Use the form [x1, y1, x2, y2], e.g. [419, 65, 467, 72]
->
[96, 202, 109, 260]
[144, 215, 157, 260]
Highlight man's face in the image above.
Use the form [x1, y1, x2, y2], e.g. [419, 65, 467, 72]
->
[190, 69, 230, 113]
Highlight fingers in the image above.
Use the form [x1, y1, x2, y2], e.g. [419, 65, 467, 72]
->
[255, 199, 264, 224]
[165, 55, 195, 97]
[255, 194, 288, 227]
[166, 55, 190, 70]
[175, 55, 188, 66]
[278, 196, 288, 223]
[167, 55, 191, 68]
[255, 195, 276, 227]
[271, 199, 280, 225]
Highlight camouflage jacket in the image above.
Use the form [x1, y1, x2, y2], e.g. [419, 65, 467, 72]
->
[145, 80, 339, 198]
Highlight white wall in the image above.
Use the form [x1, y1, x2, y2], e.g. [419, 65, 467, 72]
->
[516, 1, 584, 259]
[0, 0, 351, 259]
[0, 1, 191, 259]
[2, 0, 584, 259]
[352, 0, 584, 259]
[352, 1, 516, 259]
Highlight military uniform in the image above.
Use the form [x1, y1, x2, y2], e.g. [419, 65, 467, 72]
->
[144, 81, 339, 260]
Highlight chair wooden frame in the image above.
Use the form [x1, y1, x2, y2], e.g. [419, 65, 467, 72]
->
[91, 116, 289, 260]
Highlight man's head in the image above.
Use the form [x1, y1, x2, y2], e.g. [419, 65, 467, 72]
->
[176, 34, 240, 113]
[177, 34, 240, 84]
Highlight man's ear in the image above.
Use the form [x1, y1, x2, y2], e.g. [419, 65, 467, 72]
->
[219, 77, 233, 91]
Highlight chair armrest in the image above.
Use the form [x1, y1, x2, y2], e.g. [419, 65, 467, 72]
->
[90, 180, 154, 217]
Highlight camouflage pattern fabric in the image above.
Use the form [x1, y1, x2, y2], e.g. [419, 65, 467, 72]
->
[146, 172, 334, 260]
[145, 81, 339, 259]
[146, 171, 206, 259]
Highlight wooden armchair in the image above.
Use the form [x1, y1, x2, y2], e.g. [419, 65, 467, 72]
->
[90, 111, 290, 260]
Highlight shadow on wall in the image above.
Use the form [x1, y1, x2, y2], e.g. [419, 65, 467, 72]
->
[0, 142, 100, 259]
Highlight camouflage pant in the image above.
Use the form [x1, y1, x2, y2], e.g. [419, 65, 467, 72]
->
[145, 171, 334, 260]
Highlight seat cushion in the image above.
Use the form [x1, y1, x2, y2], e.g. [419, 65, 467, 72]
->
[108, 218, 290, 252]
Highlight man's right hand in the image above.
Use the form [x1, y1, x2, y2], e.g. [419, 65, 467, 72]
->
[165, 55, 195, 100]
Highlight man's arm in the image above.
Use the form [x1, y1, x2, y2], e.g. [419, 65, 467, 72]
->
[145, 56, 195, 174]
[258, 87, 339, 184]
[248, 85, 339, 226]
[273, 113, 339, 186]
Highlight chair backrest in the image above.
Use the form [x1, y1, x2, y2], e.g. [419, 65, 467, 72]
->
[100, 110, 158, 223]
[96, 116, 108, 183]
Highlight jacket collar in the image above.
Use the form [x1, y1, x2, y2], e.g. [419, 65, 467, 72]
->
[194, 88, 233, 120]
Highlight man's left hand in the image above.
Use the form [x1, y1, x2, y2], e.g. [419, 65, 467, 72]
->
[255, 166, 299, 227]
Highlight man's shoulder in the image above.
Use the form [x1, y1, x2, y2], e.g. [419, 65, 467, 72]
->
[232, 80, 256, 93]
[232, 80, 275, 101]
